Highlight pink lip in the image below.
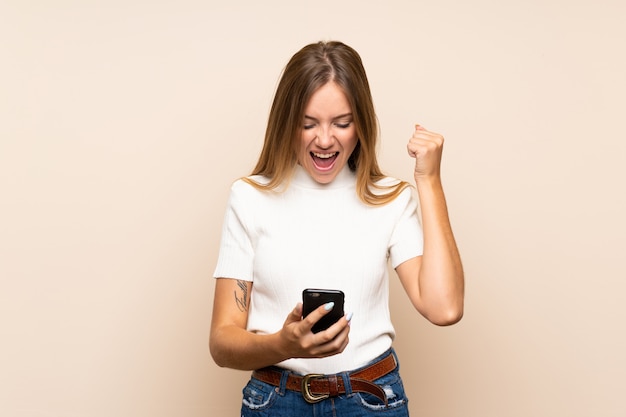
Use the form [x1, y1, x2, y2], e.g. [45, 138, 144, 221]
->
[310, 152, 338, 172]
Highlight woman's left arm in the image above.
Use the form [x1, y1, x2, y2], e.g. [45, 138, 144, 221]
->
[395, 125, 464, 326]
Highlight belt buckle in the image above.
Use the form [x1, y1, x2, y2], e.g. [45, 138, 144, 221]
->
[301, 374, 329, 403]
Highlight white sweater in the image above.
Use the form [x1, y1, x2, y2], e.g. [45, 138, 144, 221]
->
[213, 164, 423, 374]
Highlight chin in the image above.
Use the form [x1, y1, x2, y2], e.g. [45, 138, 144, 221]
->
[301, 158, 345, 184]
[310, 170, 338, 184]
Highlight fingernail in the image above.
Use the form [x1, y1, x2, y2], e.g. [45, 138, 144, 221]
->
[324, 302, 335, 311]
[346, 312, 354, 321]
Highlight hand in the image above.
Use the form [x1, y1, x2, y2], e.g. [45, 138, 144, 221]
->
[278, 302, 351, 359]
[407, 124, 444, 181]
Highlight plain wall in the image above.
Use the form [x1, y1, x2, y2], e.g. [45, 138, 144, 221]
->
[1, 1, 624, 416]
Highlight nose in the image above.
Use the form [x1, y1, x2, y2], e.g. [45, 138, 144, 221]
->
[315, 126, 334, 149]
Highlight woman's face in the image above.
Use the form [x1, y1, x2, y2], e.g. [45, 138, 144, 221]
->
[297, 82, 358, 184]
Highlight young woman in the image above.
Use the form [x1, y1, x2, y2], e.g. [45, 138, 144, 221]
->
[210, 40, 464, 416]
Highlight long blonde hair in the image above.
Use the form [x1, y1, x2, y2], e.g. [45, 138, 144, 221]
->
[245, 41, 409, 205]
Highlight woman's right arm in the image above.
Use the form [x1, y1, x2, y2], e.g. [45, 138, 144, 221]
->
[209, 277, 351, 371]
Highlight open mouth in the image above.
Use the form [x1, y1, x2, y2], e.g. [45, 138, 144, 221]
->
[311, 152, 338, 170]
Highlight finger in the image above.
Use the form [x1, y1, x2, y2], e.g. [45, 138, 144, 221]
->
[284, 303, 303, 325]
[314, 319, 351, 355]
[314, 312, 352, 341]
[407, 136, 430, 156]
[408, 136, 444, 156]
[407, 139, 431, 157]
[412, 131, 441, 145]
[301, 301, 336, 331]
[415, 124, 444, 141]
[407, 143, 417, 158]
[294, 302, 303, 317]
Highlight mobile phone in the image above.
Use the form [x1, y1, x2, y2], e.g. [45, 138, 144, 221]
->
[302, 288, 345, 333]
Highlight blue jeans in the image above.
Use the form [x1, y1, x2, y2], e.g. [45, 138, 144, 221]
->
[240, 348, 410, 417]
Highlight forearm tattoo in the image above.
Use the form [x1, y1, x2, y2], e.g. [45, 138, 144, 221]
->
[234, 280, 249, 312]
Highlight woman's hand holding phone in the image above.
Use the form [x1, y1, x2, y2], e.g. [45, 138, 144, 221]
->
[276, 290, 351, 359]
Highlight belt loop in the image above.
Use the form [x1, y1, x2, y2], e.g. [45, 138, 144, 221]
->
[327, 374, 339, 397]
[340, 372, 352, 396]
[277, 369, 289, 395]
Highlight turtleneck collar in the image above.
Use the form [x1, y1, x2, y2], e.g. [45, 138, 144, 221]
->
[290, 163, 355, 190]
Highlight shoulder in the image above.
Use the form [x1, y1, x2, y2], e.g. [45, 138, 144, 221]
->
[226, 175, 281, 211]
[372, 176, 415, 202]
[374, 175, 403, 188]
[229, 175, 270, 194]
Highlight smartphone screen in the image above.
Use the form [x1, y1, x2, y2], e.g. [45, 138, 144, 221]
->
[302, 288, 345, 333]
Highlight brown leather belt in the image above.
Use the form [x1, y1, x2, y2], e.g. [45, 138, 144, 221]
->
[252, 352, 397, 405]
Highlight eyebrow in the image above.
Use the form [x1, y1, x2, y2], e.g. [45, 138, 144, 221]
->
[304, 113, 353, 122]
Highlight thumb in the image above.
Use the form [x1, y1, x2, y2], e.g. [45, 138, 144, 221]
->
[284, 303, 303, 325]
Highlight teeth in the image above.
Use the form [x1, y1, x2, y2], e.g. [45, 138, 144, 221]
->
[312, 152, 336, 159]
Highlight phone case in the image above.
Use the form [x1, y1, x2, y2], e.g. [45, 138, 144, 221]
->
[302, 288, 345, 333]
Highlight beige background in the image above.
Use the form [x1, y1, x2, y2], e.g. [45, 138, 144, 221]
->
[1, 0, 624, 416]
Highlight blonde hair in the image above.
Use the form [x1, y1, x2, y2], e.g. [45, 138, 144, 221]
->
[244, 41, 409, 205]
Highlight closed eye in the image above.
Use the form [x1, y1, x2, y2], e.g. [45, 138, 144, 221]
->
[334, 121, 352, 129]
